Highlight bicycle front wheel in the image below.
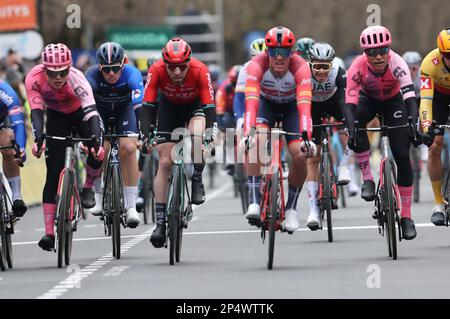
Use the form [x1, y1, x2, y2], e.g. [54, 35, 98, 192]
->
[267, 172, 279, 270]
[383, 161, 397, 260]
[56, 171, 72, 268]
[169, 168, 181, 265]
[0, 189, 7, 271]
[236, 163, 249, 215]
[324, 154, 333, 243]
[111, 165, 122, 259]
[142, 155, 152, 225]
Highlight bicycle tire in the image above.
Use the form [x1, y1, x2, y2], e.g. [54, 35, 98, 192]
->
[267, 172, 279, 270]
[384, 161, 397, 260]
[410, 146, 420, 203]
[56, 171, 72, 268]
[339, 184, 346, 208]
[169, 168, 181, 265]
[111, 165, 122, 259]
[0, 188, 7, 271]
[65, 226, 73, 266]
[142, 155, 152, 225]
[208, 162, 215, 189]
[3, 189, 13, 268]
[324, 155, 333, 243]
[236, 163, 249, 215]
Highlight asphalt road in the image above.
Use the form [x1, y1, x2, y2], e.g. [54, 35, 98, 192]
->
[1, 165, 449, 299]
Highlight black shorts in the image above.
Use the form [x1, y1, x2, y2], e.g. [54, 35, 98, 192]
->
[431, 89, 450, 136]
[256, 96, 300, 144]
[311, 93, 344, 144]
[156, 94, 205, 144]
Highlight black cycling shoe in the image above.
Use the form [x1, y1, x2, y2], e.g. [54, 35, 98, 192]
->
[38, 234, 55, 251]
[431, 211, 445, 226]
[150, 224, 166, 248]
[12, 199, 27, 217]
[400, 217, 417, 240]
[225, 164, 235, 176]
[361, 180, 376, 201]
[81, 188, 95, 209]
[191, 176, 205, 205]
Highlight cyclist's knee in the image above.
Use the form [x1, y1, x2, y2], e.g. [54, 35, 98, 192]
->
[158, 156, 174, 174]
[119, 140, 137, 159]
[429, 138, 444, 158]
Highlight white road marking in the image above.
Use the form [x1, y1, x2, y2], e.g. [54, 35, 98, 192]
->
[36, 181, 232, 299]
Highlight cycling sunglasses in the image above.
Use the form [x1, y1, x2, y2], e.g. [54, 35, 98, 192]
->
[100, 64, 123, 74]
[45, 67, 70, 78]
[364, 46, 390, 57]
[311, 62, 332, 71]
[441, 51, 450, 59]
[268, 47, 292, 58]
[166, 62, 190, 73]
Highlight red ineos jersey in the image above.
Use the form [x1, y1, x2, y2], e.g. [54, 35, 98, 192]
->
[143, 57, 215, 105]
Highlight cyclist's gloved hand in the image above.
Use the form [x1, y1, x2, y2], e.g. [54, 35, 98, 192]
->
[422, 125, 439, 147]
[91, 146, 105, 161]
[235, 117, 244, 130]
[79, 142, 89, 154]
[32, 141, 45, 158]
[300, 139, 317, 157]
[17, 147, 26, 163]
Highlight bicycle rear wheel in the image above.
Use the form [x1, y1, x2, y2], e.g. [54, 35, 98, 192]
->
[236, 163, 249, 214]
[56, 171, 72, 268]
[267, 172, 279, 270]
[383, 161, 397, 260]
[111, 165, 122, 259]
[169, 168, 181, 265]
[410, 146, 420, 203]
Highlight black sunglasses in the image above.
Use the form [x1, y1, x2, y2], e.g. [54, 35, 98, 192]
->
[46, 68, 70, 78]
[441, 51, 450, 59]
[100, 64, 123, 74]
[365, 46, 390, 57]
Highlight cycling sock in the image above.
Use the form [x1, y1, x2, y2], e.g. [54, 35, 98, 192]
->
[193, 164, 205, 180]
[339, 146, 353, 168]
[398, 186, 412, 218]
[155, 203, 167, 225]
[286, 184, 302, 211]
[307, 181, 319, 213]
[43, 203, 56, 236]
[355, 150, 374, 181]
[7, 176, 21, 201]
[93, 177, 102, 194]
[84, 165, 102, 189]
[248, 176, 262, 205]
[124, 186, 137, 209]
[431, 180, 444, 205]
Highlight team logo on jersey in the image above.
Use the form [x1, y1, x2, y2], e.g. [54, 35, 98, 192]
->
[420, 77, 431, 89]
[0, 90, 13, 106]
[132, 89, 141, 99]
[8, 106, 22, 116]
[300, 78, 311, 85]
[432, 58, 439, 66]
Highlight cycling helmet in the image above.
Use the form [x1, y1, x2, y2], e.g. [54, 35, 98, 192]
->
[360, 25, 392, 49]
[97, 42, 125, 65]
[265, 26, 296, 48]
[309, 42, 335, 61]
[41, 43, 72, 71]
[295, 37, 315, 58]
[402, 51, 422, 65]
[227, 65, 243, 83]
[437, 28, 450, 53]
[333, 56, 346, 70]
[249, 38, 267, 57]
[162, 38, 192, 64]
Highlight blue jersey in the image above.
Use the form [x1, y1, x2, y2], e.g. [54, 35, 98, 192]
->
[0, 80, 26, 150]
[85, 64, 144, 116]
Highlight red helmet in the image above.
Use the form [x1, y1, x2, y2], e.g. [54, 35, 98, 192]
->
[265, 26, 296, 48]
[227, 65, 242, 83]
[41, 43, 72, 71]
[162, 38, 192, 64]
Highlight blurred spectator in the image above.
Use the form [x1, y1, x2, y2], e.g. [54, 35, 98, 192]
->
[0, 49, 25, 75]
[75, 52, 93, 73]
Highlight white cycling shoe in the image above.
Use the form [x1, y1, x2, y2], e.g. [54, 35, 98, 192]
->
[306, 211, 320, 230]
[337, 166, 351, 185]
[126, 207, 140, 228]
[245, 203, 261, 220]
[89, 192, 103, 217]
[282, 209, 299, 232]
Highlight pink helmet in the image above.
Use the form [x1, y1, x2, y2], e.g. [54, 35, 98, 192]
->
[41, 43, 72, 71]
[360, 26, 392, 49]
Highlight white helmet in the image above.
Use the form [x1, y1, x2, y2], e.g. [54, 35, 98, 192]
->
[402, 51, 422, 65]
[333, 56, 346, 70]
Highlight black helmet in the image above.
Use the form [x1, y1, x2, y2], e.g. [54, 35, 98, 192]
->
[96, 42, 125, 65]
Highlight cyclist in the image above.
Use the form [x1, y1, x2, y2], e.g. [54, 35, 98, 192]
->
[243, 26, 316, 232]
[0, 79, 27, 216]
[345, 26, 420, 240]
[420, 28, 450, 226]
[295, 37, 315, 61]
[140, 38, 216, 248]
[305, 42, 351, 230]
[84, 42, 142, 228]
[26, 43, 104, 251]
[216, 64, 242, 175]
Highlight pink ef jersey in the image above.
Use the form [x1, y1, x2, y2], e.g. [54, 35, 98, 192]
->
[25, 64, 96, 114]
[345, 50, 415, 105]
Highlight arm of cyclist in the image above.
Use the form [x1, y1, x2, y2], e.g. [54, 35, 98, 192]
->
[344, 62, 362, 151]
[128, 65, 144, 122]
[293, 57, 313, 141]
[233, 65, 247, 129]
[25, 74, 46, 158]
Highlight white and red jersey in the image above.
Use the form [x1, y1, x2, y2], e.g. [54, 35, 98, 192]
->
[244, 52, 313, 138]
[345, 50, 416, 105]
[25, 64, 96, 114]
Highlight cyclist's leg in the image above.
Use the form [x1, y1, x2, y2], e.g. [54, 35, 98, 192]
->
[0, 121, 26, 216]
[354, 92, 378, 201]
[117, 105, 140, 227]
[221, 112, 236, 175]
[383, 95, 416, 239]
[427, 90, 450, 225]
